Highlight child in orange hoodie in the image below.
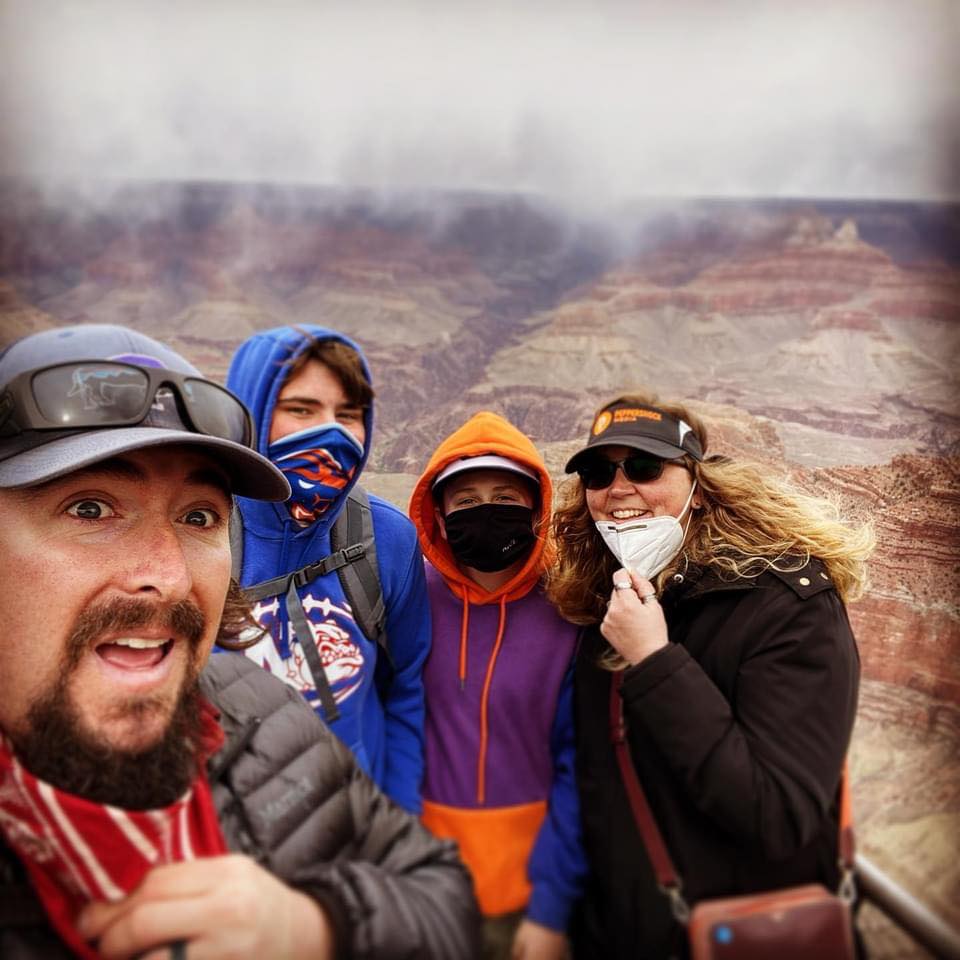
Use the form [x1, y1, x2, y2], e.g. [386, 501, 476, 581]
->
[408, 412, 584, 960]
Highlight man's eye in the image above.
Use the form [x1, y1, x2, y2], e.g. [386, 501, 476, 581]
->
[182, 508, 219, 528]
[67, 499, 114, 520]
[338, 410, 362, 423]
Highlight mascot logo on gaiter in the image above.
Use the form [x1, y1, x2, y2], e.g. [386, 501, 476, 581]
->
[275, 446, 357, 525]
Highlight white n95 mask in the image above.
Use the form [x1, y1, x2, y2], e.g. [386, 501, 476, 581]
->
[595, 481, 697, 581]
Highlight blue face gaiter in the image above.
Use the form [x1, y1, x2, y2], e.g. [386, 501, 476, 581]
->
[267, 423, 364, 527]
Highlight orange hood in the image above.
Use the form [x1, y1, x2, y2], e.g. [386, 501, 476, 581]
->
[408, 411, 554, 604]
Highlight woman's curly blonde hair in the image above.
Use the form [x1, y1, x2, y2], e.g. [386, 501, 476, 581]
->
[547, 393, 875, 628]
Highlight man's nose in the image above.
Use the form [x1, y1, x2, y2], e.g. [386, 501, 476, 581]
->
[122, 520, 193, 601]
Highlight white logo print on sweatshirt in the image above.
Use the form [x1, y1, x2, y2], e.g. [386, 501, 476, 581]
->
[245, 593, 364, 705]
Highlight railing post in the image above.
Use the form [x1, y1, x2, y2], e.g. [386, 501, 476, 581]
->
[856, 854, 960, 960]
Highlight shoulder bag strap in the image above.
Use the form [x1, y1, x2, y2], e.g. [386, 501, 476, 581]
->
[838, 757, 857, 901]
[609, 671, 690, 922]
[609, 671, 857, 918]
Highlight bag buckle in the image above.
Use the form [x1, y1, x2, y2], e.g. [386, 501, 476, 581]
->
[660, 882, 691, 925]
[292, 565, 319, 589]
[837, 865, 857, 905]
[342, 542, 366, 562]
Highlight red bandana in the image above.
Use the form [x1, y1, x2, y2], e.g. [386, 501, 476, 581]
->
[0, 700, 229, 959]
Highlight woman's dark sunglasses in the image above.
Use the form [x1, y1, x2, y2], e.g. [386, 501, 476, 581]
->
[576, 452, 666, 490]
[0, 360, 253, 446]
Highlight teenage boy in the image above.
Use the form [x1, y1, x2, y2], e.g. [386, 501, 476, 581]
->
[227, 325, 430, 812]
[408, 411, 584, 960]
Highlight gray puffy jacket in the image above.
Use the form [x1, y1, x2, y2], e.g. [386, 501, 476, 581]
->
[0, 653, 481, 959]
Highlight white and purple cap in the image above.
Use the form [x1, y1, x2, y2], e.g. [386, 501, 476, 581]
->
[0, 324, 289, 499]
[432, 453, 539, 489]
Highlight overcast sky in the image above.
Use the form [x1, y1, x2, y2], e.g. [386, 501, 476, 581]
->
[1, 0, 957, 204]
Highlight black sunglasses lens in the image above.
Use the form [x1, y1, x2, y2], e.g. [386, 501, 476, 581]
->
[182, 379, 251, 445]
[32, 363, 150, 426]
[622, 455, 664, 484]
[578, 459, 617, 490]
[577, 453, 664, 489]
[26, 363, 251, 446]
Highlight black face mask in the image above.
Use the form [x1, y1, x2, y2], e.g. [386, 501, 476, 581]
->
[443, 503, 536, 573]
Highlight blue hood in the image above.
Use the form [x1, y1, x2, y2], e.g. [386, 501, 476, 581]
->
[227, 324, 373, 537]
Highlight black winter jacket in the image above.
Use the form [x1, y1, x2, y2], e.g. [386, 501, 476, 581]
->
[572, 558, 859, 960]
[0, 654, 481, 960]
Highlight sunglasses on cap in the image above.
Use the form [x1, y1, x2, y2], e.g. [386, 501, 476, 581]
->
[0, 361, 253, 446]
[576, 451, 667, 490]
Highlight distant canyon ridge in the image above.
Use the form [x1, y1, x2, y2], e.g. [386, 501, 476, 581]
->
[2, 181, 958, 954]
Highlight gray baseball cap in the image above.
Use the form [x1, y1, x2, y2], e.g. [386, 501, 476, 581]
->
[0, 324, 290, 500]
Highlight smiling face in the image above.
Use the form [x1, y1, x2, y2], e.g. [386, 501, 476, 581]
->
[584, 444, 699, 525]
[270, 359, 366, 446]
[0, 447, 232, 757]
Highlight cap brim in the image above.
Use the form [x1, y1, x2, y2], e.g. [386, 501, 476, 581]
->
[564, 437, 688, 473]
[433, 454, 540, 489]
[0, 428, 290, 500]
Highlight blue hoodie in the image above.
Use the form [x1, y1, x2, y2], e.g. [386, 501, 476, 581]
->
[225, 325, 429, 813]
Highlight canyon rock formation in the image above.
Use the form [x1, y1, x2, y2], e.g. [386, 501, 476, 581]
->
[2, 182, 957, 954]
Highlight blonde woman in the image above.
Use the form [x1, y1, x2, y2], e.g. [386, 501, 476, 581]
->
[549, 395, 873, 959]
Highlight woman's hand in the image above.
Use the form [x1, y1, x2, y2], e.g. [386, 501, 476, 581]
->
[600, 567, 668, 665]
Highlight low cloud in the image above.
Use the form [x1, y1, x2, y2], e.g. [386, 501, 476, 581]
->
[1, 0, 958, 202]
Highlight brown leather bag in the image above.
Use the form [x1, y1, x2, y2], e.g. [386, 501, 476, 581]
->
[687, 883, 854, 959]
[610, 672, 857, 960]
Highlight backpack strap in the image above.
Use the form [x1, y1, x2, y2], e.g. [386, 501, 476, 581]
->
[281, 578, 340, 722]
[229, 503, 245, 583]
[331, 487, 391, 667]
[230, 487, 391, 724]
[230, 503, 340, 723]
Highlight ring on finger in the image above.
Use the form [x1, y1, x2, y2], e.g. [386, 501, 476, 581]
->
[639, 593, 657, 604]
[613, 581, 633, 591]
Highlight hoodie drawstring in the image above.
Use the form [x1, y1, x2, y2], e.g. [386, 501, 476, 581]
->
[458, 593, 470, 691]
[476, 596, 508, 805]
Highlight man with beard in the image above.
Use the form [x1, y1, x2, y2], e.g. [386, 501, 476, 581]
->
[0, 324, 479, 960]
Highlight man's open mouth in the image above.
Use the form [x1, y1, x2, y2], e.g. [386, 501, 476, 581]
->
[95, 637, 175, 670]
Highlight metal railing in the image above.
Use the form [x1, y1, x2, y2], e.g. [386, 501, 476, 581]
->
[856, 854, 960, 960]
